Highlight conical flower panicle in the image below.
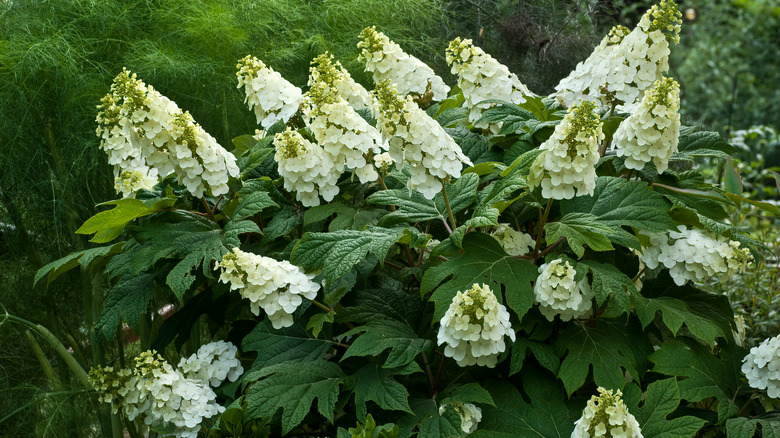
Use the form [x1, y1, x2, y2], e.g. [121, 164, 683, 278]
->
[236, 55, 303, 129]
[572, 388, 642, 438]
[613, 77, 680, 173]
[372, 80, 472, 199]
[529, 101, 603, 200]
[534, 258, 594, 322]
[358, 26, 449, 101]
[309, 52, 372, 110]
[446, 37, 533, 132]
[273, 128, 340, 207]
[742, 335, 780, 399]
[217, 247, 320, 329]
[437, 283, 515, 368]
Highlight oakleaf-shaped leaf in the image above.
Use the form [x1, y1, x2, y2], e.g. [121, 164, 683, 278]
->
[578, 260, 635, 317]
[261, 205, 301, 243]
[351, 361, 416, 418]
[448, 127, 503, 164]
[420, 233, 537, 321]
[545, 213, 614, 258]
[34, 242, 125, 286]
[232, 190, 278, 220]
[633, 378, 708, 438]
[400, 398, 463, 438]
[76, 199, 153, 243]
[94, 273, 156, 339]
[727, 416, 780, 438]
[242, 320, 331, 372]
[244, 360, 345, 434]
[556, 318, 652, 395]
[443, 383, 496, 407]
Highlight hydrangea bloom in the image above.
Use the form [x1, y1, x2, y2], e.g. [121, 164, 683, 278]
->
[534, 259, 594, 322]
[742, 335, 780, 399]
[273, 128, 340, 207]
[304, 77, 385, 184]
[439, 401, 482, 434]
[309, 53, 371, 110]
[553, 25, 631, 108]
[236, 55, 303, 129]
[446, 37, 532, 131]
[437, 283, 515, 368]
[217, 247, 320, 328]
[490, 224, 535, 256]
[373, 151, 395, 173]
[613, 77, 680, 173]
[640, 225, 752, 286]
[528, 101, 603, 200]
[96, 69, 239, 198]
[178, 341, 244, 387]
[358, 26, 449, 101]
[571, 387, 643, 438]
[114, 169, 157, 198]
[373, 80, 472, 199]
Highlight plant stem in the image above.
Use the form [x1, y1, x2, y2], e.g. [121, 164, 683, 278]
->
[421, 352, 436, 395]
[441, 184, 457, 231]
[533, 199, 554, 257]
[201, 197, 216, 221]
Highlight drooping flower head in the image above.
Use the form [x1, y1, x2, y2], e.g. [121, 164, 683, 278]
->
[742, 334, 780, 399]
[446, 37, 533, 132]
[534, 259, 594, 322]
[437, 283, 515, 368]
[309, 53, 372, 110]
[640, 225, 752, 286]
[613, 77, 680, 173]
[372, 80, 472, 199]
[571, 387, 643, 438]
[273, 128, 340, 207]
[490, 224, 535, 257]
[217, 247, 320, 329]
[236, 55, 303, 129]
[358, 26, 450, 101]
[529, 101, 603, 199]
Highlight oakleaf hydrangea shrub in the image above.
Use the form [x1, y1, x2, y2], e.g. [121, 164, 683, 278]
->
[37, 1, 780, 436]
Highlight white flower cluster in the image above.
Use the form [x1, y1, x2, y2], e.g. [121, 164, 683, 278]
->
[236, 55, 303, 129]
[437, 283, 515, 368]
[177, 340, 244, 387]
[571, 387, 642, 438]
[373, 151, 395, 173]
[89, 345, 243, 438]
[96, 69, 239, 198]
[446, 37, 532, 131]
[273, 128, 340, 207]
[373, 80, 472, 199]
[742, 334, 780, 399]
[309, 53, 371, 110]
[217, 247, 320, 328]
[358, 26, 449, 101]
[640, 225, 752, 286]
[613, 77, 680, 173]
[529, 101, 603, 200]
[553, 25, 631, 108]
[490, 224, 535, 256]
[439, 401, 482, 434]
[534, 259, 594, 322]
[305, 66, 386, 184]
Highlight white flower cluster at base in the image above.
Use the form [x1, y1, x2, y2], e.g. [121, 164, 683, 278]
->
[490, 224, 535, 256]
[373, 80, 472, 199]
[571, 387, 643, 438]
[446, 37, 532, 132]
[529, 101, 603, 200]
[553, 25, 631, 108]
[217, 247, 320, 329]
[613, 77, 680, 173]
[309, 53, 372, 110]
[358, 26, 449, 101]
[439, 401, 482, 434]
[236, 55, 303, 129]
[534, 259, 594, 322]
[640, 225, 752, 286]
[742, 335, 780, 399]
[89, 345, 243, 438]
[96, 69, 239, 198]
[273, 128, 340, 207]
[437, 283, 515, 368]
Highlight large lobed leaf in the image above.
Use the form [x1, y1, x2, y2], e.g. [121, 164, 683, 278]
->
[76, 199, 153, 243]
[631, 378, 708, 438]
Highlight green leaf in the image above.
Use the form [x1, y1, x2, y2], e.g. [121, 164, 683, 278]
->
[677, 128, 737, 156]
[244, 360, 345, 435]
[649, 338, 740, 422]
[476, 102, 534, 134]
[510, 336, 560, 376]
[724, 160, 744, 195]
[350, 361, 415, 419]
[420, 233, 537, 322]
[291, 227, 407, 285]
[727, 417, 780, 438]
[556, 318, 652, 395]
[544, 213, 614, 258]
[34, 242, 125, 286]
[447, 127, 503, 164]
[632, 378, 708, 438]
[261, 205, 301, 243]
[94, 273, 156, 339]
[577, 260, 635, 317]
[471, 367, 582, 437]
[402, 398, 463, 438]
[232, 190, 278, 220]
[76, 199, 153, 243]
[435, 107, 468, 128]
[443, 383, 495, 407]
[306, 312, 334, 338]
[242, 320, 331, 371]
[304, 202, 387, 231]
